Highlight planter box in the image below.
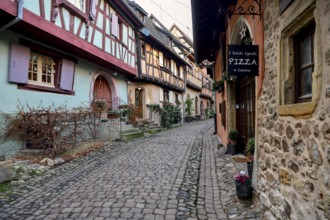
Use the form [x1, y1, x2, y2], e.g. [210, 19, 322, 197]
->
[236, 184, 252, 200]
[226, 144, 236, 155]
[0, 160, 14, 183]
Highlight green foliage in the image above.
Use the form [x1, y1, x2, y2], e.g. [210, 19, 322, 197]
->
[184, 98, 194, 116]
[206, 109, 215, 117]
[0, 182, 11, 192]
[147, 102, 182, 129]
[212, 80, 224, 92]
[91, 100, 107, 113]
[228, 129, 239, 140]
[246, 137, 255, 154]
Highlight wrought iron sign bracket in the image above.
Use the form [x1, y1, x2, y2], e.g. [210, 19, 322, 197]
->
[220, 0, 261, 20]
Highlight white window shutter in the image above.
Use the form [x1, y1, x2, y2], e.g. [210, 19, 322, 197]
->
[169, 91, 173, 103]
[159, 88, 163, 102]
[159, 52, 163, 67]
[111, 13, 119, 38]
[171, 60, 175, 74]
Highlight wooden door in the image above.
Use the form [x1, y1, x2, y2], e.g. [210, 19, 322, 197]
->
[236, 77, 255, 142]
[93, 75, 112, 110]
[135, 88, 143, 118]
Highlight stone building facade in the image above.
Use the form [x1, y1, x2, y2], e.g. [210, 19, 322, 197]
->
[257, 0, 330, 219]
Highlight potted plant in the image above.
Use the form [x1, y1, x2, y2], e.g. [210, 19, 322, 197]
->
[91, 100, 107, 114]
[234, 170, 252, 200]
[212, 80, 224, 92]
[107, 109, 121, 118]
[246, 137, 255, 177]
[226, 129, 239, 155]
[184, 98, 194, 122]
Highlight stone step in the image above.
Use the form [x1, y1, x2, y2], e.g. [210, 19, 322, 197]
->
[145, 127, 163, 134]
[120, 131, 144, 141]
[120, 127, 141, 134]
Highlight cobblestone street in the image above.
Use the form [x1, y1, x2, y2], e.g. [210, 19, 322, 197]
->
[0, 120, 260, 220]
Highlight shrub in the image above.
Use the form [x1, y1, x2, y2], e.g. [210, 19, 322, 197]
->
[3, 102, 98, 157]
[147, 102, 182, 129]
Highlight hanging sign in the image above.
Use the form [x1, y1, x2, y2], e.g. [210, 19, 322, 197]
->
[228, 45, 259, 76]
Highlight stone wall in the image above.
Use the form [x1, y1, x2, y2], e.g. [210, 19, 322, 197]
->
[257, 0, 330, 219]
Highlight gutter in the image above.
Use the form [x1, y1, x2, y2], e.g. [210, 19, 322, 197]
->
[0, 0, 23, 32]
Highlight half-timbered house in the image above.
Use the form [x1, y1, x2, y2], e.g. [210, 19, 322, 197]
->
[127, 1, 189, 123]
[170, 24, 214, 120]
[0, 0, 143, 157]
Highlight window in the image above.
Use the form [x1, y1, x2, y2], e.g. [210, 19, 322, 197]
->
[164, 56, 171, 70]
[141, 44, 146, 58]
[277, 4, 319, 118]
[279, 0, 294, 15]
[176, 64, 180, 77]
[163, 90, 169, 102]
[9, 43, 75, 94]
[294, 22, 315, 103]
[67, 0, 85, 12]
[28, 52, 55, 87]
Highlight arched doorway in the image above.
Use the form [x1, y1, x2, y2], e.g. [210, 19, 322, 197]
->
[93, 75, 112, 110]
[200, 101, 204, 117]
[135, 88, 143, 118]
[231, 20, 256, 143]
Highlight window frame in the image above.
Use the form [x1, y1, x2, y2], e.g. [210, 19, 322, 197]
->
[9, 40, 77, 95]
[277, 4, 319, 118]
[294, 22, 315, 103]
[141, 43, 146, 59]
[28, 52, 56, 88]
[163, 90, 169, 102]
[66, 0, 86, 13]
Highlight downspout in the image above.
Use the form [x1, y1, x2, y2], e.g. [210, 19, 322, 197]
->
[0, 0, 24, 32]
[135, 33, 142, 78]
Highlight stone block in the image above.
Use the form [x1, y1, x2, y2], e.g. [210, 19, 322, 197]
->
[279, 168, 291, 185]
[0, 160, 14, 183]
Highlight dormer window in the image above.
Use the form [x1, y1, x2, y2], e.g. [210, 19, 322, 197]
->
[137, 12, 145, 23]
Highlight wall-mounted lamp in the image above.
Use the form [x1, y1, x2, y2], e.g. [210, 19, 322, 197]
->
[113, 71, 117, 76]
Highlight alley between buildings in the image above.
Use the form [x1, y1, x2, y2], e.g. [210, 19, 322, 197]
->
[0, 120, 259, 220]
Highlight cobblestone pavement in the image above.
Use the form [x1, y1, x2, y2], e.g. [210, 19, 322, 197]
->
[0, 119, 260, 219]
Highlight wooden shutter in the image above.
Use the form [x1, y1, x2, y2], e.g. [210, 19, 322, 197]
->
[171, 60, 175, 74]
[60, 59, 75, 91]
[111, 13, 119, 38]
[221, 101, 226, 128]
[9, 44, 29, 84]
[89, 0, 96, 20]
[159, 52, 163, 67]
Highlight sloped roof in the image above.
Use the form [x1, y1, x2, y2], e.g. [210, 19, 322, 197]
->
[191, 0, 227, 64]
[126, 1, 190, 66]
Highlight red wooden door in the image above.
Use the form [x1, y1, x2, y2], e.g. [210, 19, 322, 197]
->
[93, 75, 112, 110]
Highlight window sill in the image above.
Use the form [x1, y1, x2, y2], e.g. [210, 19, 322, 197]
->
[59, 0, 88, 22]
[277, 101, 317, 119]
[18, 84, 75, 95]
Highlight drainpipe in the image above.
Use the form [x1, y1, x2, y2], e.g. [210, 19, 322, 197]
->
[0, 0, 24, 32]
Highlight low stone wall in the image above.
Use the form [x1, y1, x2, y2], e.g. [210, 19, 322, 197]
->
[0, 160, 14, 183]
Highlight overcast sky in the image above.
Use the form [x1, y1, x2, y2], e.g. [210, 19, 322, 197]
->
[132, 0, 193, 40]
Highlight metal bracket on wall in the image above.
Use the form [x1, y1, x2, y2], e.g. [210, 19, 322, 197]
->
[219, 0, 261, 20]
